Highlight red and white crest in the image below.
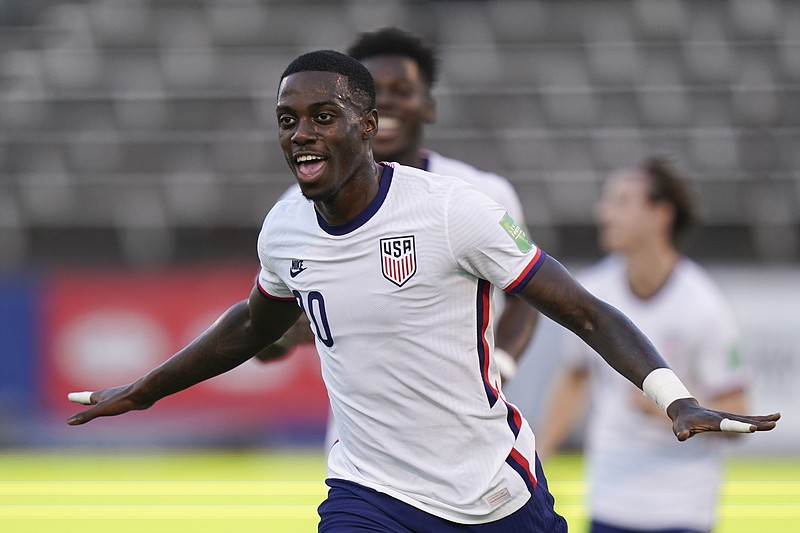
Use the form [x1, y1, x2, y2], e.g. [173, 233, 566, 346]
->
[380, 236, 416, 287]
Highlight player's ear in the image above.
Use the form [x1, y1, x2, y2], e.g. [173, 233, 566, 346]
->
[363, 109, 378, 140]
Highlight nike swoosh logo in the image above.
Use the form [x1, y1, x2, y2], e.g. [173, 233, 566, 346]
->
[289, 267, 307, 278]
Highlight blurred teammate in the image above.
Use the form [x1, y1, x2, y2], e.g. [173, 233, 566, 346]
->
[537, 158, 752, 533]
[68, 51, 779, 533]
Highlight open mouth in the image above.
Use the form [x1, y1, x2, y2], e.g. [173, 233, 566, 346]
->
[295, 154, 327, 182]
[375, 117, 401, 140]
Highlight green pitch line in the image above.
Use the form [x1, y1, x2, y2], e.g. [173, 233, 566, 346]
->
[0, 451, 798, 533]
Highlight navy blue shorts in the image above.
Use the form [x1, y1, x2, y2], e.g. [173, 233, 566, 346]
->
[589, 520, 708, 533]
[318, 454, 567, 532]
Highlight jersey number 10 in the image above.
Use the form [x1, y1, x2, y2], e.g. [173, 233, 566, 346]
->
[293, 290, 334, 347]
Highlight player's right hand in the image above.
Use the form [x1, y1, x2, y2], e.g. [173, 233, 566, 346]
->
[66, 384, 155, 426]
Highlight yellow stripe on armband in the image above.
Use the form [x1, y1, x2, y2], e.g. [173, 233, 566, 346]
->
[642, 368, 693, 412]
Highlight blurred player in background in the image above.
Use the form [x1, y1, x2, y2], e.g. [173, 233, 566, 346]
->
[257, 28, 538, 449]
[68, 51, 778, 533]
[537, 157, 751, 533]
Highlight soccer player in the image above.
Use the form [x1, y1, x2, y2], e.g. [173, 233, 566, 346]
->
[68, 51, 780, 533]
[537, 158, 753, 533]
[259, 27, 536, 382]
[257, 27, 537, 454]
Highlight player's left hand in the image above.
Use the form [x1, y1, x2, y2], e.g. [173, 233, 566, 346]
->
[66, 383, 156, 426]
[666, 398, 781, 441]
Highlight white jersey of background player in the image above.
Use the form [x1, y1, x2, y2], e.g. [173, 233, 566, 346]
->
[258, 162, 545, 524]
[422, 150, 525, 225]
[561, 255, 749, 531]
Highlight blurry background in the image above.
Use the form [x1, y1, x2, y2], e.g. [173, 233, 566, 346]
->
[0, 0, 797, 454]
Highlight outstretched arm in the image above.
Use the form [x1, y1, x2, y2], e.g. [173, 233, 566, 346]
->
[67, 285, 303, 425]
[518, 255, 780, 440]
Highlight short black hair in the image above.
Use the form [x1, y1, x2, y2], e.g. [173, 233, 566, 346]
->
[641, 156, 698, 246]
[280, 49, 376, 111]
[347, 27, 438, 87]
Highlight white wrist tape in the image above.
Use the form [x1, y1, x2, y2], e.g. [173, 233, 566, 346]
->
[642, 368, 693, 412]
[494, 348, 518, 380]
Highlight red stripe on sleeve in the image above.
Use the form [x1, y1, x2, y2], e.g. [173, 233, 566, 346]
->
[504, 249, 544, 294]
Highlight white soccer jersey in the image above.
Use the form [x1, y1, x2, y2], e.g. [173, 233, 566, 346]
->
[562, 255, 749, 531]
[281, 154, 530, 455]
[258, 163, 545, 524]
[422, 150, 527, 348]
[423, 150, 525, 225]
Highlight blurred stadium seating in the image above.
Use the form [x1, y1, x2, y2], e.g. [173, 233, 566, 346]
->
[0, 0, 798, 266]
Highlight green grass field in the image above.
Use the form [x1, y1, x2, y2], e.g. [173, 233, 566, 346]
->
[1, 450, 798, 532]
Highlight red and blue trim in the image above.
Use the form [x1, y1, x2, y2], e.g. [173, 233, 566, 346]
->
[475, 280, 527, 439]
[257, 282, 296, 302]
[475, 279, 538, 492]
[506, 447, 538, 492]
[503, 399, 524, 438]
[504, 249, 546, 294]
[476, 279, 500, 407]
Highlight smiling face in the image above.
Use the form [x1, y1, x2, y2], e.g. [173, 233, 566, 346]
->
[361, 55, 434, 165]
[276, 70, 378, 206]
[595, 170, 672, 254]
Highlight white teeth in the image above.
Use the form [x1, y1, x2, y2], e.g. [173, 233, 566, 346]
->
[296, 155, 322, 163]
[379, 118, 400, 129]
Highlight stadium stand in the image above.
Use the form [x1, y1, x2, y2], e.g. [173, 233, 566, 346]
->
[0, 0, 797, 266]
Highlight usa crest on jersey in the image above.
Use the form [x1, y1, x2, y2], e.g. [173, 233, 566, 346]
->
[380, 235, 416, 287]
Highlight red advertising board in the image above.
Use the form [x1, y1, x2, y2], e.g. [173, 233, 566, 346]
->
[40, 264, 329, 439]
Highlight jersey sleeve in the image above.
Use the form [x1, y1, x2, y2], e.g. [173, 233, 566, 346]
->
[446, 181, 545, 293]
[255, 212, 294, 301]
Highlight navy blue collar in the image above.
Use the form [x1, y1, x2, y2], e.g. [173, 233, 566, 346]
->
[316, 163, 394, 236]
